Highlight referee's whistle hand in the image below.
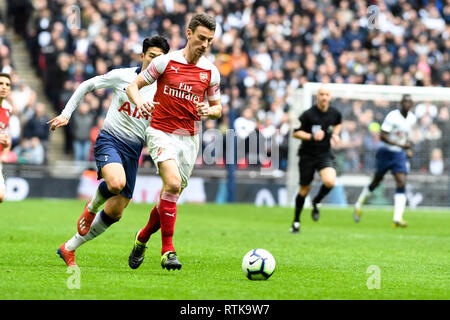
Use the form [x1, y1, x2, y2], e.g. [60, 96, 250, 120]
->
[313, 130, 325, 141]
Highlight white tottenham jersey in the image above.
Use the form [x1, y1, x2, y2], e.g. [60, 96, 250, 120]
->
[380, 109, 417, 152]
[61, 67, 156, 146]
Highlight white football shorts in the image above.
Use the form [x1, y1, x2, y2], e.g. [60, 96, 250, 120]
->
[146, 126, 200, 189]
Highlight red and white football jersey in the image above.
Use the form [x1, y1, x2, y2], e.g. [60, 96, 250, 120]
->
[143, 50, 221, 136]
[0, 101, 11, 152]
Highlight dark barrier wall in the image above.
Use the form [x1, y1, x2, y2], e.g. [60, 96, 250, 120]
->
[3, 174, 449, 208]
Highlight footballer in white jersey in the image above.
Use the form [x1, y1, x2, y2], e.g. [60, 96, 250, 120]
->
[61, 66, 155, 147]
[379, 108, 417, 153]
[51, 36, 170, 268]
[354, 94, 417, 227]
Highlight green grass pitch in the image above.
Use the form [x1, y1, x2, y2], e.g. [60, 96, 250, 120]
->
[0, 199, 448, 300]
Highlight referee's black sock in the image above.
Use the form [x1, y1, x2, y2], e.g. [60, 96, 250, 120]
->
[294, 194, 305, 222]
[313, 184, 332, 205]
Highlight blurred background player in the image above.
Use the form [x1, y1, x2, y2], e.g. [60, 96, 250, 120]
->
[290, 86, 342, 233]
[126, 13, 222, 270]
[354, 94, 417, 227]
[0, 73, 12, 203]
[48, 36, 170, 266]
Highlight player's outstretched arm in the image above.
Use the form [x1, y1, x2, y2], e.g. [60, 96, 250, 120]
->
[126, 74, 156, 116]
[48, 72, 120, 131]
[47, 114, 69, 131]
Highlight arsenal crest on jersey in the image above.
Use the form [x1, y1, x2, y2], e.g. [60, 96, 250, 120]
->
[199, 72, 208, 83]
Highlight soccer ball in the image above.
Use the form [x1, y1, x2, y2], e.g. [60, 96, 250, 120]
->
[241, 249, 276, 280]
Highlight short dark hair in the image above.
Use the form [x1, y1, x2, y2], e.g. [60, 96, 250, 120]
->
[401, 94, 412, 101]
[188, 13, 216, 33]
[142, 36, 170, 55]
[0, 73, 11, 81]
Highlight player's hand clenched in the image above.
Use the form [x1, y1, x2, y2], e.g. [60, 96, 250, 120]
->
[137, 101, 159, 117]
[195, 101, 209, 117]
[47, 115, 69, 131]
[313, 129, 325, 141]
[0, 133, 9, 147]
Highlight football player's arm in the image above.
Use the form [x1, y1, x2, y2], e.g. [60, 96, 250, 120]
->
[292, 130, 315, 141]
[292, 113, 314, 141]
[126, 73, 158, 115]
[197, 69, 222, 120]
[380, 130, 411, 149]
[0, 134, 11, 149]
[48, 71, 120, 131]
[331, 123, 342, 145]
[0, 134, 11, 162]
[196, 99, 222, 120]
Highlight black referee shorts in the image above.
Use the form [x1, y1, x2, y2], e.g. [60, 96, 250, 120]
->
[298, 153, 335, 186]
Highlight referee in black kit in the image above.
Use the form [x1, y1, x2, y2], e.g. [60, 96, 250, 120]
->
[290, 85, 342, 233]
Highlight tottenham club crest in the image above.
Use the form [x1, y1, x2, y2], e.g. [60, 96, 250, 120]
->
[199, 72, 208, 83]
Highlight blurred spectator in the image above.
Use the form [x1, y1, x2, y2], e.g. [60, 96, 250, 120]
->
[334, 120, 363, 172]
[70, 102, 95, 162]
[362, 122, 382, 171]
[429, 148, 444, 176]
[234, 107, 256, 140]
[11, 81, 36, 114]
[89, 116, 104, 161]
[8, 106, 21, 149]
[27, 137, 45, 164]
[12, 137, 44, 164]
[23, 102, 50, 146]
[415, 101, 438, 119]
[436, 107, 450, 159]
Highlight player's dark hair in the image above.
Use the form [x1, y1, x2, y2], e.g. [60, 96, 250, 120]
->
[142, 36, 170, 55]
[188, 13, 216, 32]
[0, 73, 11, 81]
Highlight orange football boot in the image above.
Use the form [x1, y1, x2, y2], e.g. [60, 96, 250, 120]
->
[57, 242, 77, 266]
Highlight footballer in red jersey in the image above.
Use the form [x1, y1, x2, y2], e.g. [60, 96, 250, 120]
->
[126, 13, 222, 271]
[0, 72, 12, 203]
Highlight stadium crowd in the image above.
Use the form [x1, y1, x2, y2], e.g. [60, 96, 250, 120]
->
[0, 15, 49, 164]
[3, 0, 450, 173]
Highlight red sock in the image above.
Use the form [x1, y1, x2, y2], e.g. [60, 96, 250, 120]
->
[138, 205, 160, 243]
[158, 192, 179, 255]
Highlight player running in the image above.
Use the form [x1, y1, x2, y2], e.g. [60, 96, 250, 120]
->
[0, 73, 12, 203]
[126, 13, 222, 270]
[49, 36, 170, 266]
[354, 94, 417, 227]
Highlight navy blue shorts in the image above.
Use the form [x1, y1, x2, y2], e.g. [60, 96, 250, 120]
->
[375, 147, 408, 176]
[93, 130, 143, 199]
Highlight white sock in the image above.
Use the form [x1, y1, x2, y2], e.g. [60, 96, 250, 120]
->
[65, 212, 113, 251]
[88, 188, 108, 213]
[65, 233, 87, 251]
[393, 193, 407, 222]
[356, 186, 372, 209]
